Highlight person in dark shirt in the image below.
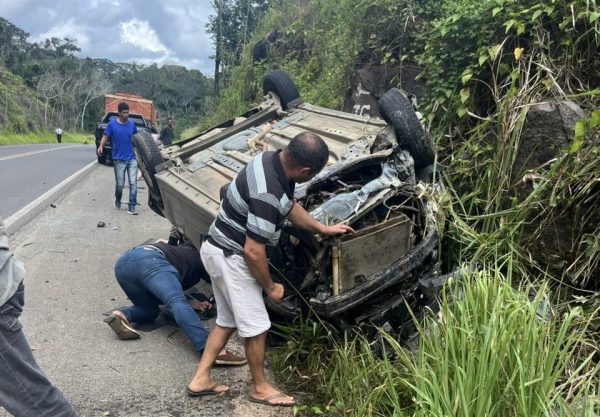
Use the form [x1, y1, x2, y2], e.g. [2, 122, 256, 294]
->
[158, 117, 174, 146]
[104, 242, 246, 365]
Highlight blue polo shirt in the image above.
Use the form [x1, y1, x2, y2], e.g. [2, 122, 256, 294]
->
[104, 119, 137, 161]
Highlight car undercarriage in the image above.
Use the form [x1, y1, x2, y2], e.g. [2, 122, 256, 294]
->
[133, 70, 445, 332]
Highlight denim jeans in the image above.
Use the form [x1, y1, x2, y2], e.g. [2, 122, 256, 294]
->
[113, 159, 138, 211]
[114, 247, 209, 354]
[0, 283, 78, 417]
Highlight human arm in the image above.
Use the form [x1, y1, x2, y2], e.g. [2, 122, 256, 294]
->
[98, 122, 112, 155]
[244, 235, 284, 303]
[288, 201, 355, 236]
[97, 134, 108, 155]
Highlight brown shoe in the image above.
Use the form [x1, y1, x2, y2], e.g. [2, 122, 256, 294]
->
[104, 311, 141, 340]
[215, 350, 247, 366]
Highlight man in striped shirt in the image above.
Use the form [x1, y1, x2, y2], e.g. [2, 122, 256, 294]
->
[187, 132, 353, 406]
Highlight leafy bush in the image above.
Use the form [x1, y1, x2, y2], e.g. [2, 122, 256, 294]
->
[417, 0, 599, 128]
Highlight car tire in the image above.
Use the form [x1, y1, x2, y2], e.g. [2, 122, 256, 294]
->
[378, 88, 435, 169]
[132, 131, 164, 212]
[262, 70, 301, 110]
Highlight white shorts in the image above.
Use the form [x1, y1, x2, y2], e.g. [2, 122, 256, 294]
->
[200, 240, 270, 338]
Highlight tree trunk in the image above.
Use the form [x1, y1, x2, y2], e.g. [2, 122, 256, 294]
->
[80, 100, 89, 132]
[213, 0, 222, 96]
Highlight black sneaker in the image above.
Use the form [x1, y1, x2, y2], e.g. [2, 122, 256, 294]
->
[115, 200, 121, 209]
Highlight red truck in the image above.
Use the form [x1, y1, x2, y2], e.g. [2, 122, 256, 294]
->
[95, 93, 158, 165]
[103, 93, 157, 125]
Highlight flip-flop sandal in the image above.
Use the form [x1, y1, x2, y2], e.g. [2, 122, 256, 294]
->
[249, 393, 296, 407]
[187, 383, 230, 397]
[104, 314, 141, 340]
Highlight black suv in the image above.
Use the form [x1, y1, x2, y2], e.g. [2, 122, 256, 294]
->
[94, 112, 156, 165]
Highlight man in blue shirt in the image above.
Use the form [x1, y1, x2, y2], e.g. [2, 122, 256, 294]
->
[97, 102, 139, 215]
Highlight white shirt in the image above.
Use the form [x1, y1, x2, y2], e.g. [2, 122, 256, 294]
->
[0, 219, 26, 306]
[55, 128, 62, 135]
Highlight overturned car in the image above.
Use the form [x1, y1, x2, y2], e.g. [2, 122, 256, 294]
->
[133, 70, 444, 331]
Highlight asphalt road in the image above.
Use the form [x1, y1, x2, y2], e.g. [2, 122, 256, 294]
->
[3, 165, 292, 417]
[0, 144, 96, 220]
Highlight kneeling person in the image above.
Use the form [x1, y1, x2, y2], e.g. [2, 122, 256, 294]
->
[105, 241, 245, 365]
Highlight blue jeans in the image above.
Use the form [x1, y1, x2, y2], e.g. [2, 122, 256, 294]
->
[0, 284, 78, 416]
[113, 159, 137, 211]
[114, 247, 208, 354]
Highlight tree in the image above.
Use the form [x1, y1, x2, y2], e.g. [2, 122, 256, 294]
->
[210, 0, 224, 95]
[36, 70, 62, 126]
[0, 18, 31, 75]
[77, 70, 111, 131]
[206, 0, 272, 93]
[38, 37, 80, 59]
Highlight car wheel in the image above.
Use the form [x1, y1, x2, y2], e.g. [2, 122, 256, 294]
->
[378, 88, 435, 169]
[132, 131, 164, 214]
[262, 70, 301, 110]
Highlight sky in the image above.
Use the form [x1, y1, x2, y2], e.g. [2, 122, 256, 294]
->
[0, 0, 216, 75]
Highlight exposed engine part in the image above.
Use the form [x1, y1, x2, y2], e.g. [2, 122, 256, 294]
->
[310, 152, 415, 224]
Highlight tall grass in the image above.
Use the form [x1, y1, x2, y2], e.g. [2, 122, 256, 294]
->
[271, 270, 599, 416]
[0, 130, 91, 145]
[407, 272, 598, 417]
[439, 40, 600, 288]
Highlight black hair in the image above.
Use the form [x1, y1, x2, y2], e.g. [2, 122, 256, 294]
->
[117, 102, 129, 112]
[285, 132, 329, 173]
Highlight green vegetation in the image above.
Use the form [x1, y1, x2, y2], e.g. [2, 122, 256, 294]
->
[272, 272, 599, 416]
[195, 0, 600, 415]
[0, 131, 90, 146]
[0, 66, 46, 132]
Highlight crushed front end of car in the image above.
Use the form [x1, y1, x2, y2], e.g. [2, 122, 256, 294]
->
[266, 147, 444, 332]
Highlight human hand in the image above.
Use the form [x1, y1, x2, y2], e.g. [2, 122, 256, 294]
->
[266, 282, 285, 303]
[189, 300, 213, 312]
[320, 224, 355, 236]
[97, 145, 103, 156]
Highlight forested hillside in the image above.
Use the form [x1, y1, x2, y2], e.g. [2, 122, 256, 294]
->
[0, 17, 212, 136]
[199, 0, 600, 415]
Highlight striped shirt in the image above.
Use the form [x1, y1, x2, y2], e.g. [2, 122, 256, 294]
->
[209, 151, 295, 253]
